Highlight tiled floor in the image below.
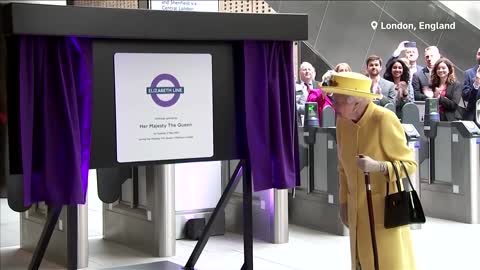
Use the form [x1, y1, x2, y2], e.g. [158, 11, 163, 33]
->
[0, 199, 20, 248]
[1, 218, 480, 270]
[1, 170, 480, 269]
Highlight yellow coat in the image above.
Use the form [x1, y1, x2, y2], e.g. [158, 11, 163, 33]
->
[336, 102, 417, 270]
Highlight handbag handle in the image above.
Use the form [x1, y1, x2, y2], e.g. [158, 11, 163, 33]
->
[386, 161, 403, 195]
[399, 161, 416, 192]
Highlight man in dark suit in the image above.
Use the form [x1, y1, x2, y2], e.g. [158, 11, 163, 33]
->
[386, 41, 424, 81]
[462, 48, 480, 121]
[295, 61, 319, 126]
[412, 46, 441, 101]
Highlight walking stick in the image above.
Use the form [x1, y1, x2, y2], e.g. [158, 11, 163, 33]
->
[364, 171, 380, 270]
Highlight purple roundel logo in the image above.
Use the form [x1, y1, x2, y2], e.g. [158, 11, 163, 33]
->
[147, 74, 184, 107]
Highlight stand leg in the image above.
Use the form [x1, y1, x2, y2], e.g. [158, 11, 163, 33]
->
[241, 159, 253, 270]
[429, 138, 435, 184]
[132, 167, 139, 208]
[28, 206, 62, 270]
[308, 144, 314, 193]
[66, 205, 78, 270]
[184, 161, 244, 269]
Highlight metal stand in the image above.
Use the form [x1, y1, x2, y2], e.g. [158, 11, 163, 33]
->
[429, 137, 435, 184]
[66, 205, 78, 269]
[241, 160, 253, 270]
[102, 160, 254, 270]
[308, 144, 315, 193]
[28, 205, 78, 270]
[185, 159, 253, 270]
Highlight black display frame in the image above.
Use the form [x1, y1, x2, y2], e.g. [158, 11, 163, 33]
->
[0, 3, 307, 270]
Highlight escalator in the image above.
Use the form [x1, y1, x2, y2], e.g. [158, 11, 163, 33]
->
[438, 1, 480, 31]
[268, 0, 480, 81]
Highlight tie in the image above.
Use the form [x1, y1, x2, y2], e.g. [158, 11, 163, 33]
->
[304, 82, 311, 91]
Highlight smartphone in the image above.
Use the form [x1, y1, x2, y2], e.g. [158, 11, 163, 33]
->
[404, 41, 417, 48]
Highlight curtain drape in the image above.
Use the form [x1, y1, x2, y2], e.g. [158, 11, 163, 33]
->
[19, 36, 92, 205]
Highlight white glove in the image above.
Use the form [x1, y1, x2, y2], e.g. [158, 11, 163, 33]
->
[423, 86, 434, 98]
[393, 40, 408, 57]
[356, 155, 382, 173]
[321, 70, 337, 86]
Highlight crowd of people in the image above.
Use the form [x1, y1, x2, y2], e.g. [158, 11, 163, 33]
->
[294, 43, 480, 270]
[296, 43, 480, 125]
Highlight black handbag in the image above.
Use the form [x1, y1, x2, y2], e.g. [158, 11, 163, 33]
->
[384, 161, 426, 229]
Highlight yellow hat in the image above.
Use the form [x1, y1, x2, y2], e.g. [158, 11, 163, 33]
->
[321, 72, 381, 99]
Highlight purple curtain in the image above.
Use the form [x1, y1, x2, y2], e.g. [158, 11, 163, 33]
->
[19, 36, 92, 206]
[243, 41, 300, 191]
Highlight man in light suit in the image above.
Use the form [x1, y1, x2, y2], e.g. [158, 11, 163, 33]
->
[412, 46, 441, 101]
[366, 55, 396, 106]
[462, 48, 480, 121]
[295, 61, 319, 126]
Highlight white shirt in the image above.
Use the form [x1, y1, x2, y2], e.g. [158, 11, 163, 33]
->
[409, 64, 418, 76]
[473, 80, 480, 90]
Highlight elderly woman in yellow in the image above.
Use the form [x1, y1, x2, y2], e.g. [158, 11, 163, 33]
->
[323, 72, 417, 270]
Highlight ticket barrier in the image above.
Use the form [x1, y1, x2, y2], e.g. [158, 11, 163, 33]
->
[402, 124, 422, 230]
[289, 106, 347, 236]
[400, 102, 423, 230]
[372, 101, 395, 114]
[99, 162, 225, 257]
[418, 99, 480, 223]
[384, 102, 395, 114]
[224, 102, 323, 243]
[225, 160, 289, 243]
[420, 120, 480, 223]
[98, 165, 176, 257]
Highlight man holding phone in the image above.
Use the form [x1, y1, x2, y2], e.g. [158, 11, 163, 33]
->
[387, 40, 423, 79]
[462, 48, 480, 121]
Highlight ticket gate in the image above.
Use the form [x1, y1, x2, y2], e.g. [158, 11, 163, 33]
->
[289, 106, 347, 236]
[99, 162, 224, 257]
[402, 123, 422, 230]
[99, 165, 176, 257]
[384, 102, 395, 113]
[420, 121, 480, 223]
[225, 160, 289, 243]
[289, 126, 346, 235]
[402, 102, 422, 135]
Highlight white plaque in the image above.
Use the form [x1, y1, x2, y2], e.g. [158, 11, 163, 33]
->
[114, 53, 214, 162]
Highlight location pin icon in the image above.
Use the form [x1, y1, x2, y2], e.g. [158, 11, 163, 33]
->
[371, 21, 378, 30]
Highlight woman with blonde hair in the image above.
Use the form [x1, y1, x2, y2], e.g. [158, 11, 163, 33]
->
[335, 62, 352, 73]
